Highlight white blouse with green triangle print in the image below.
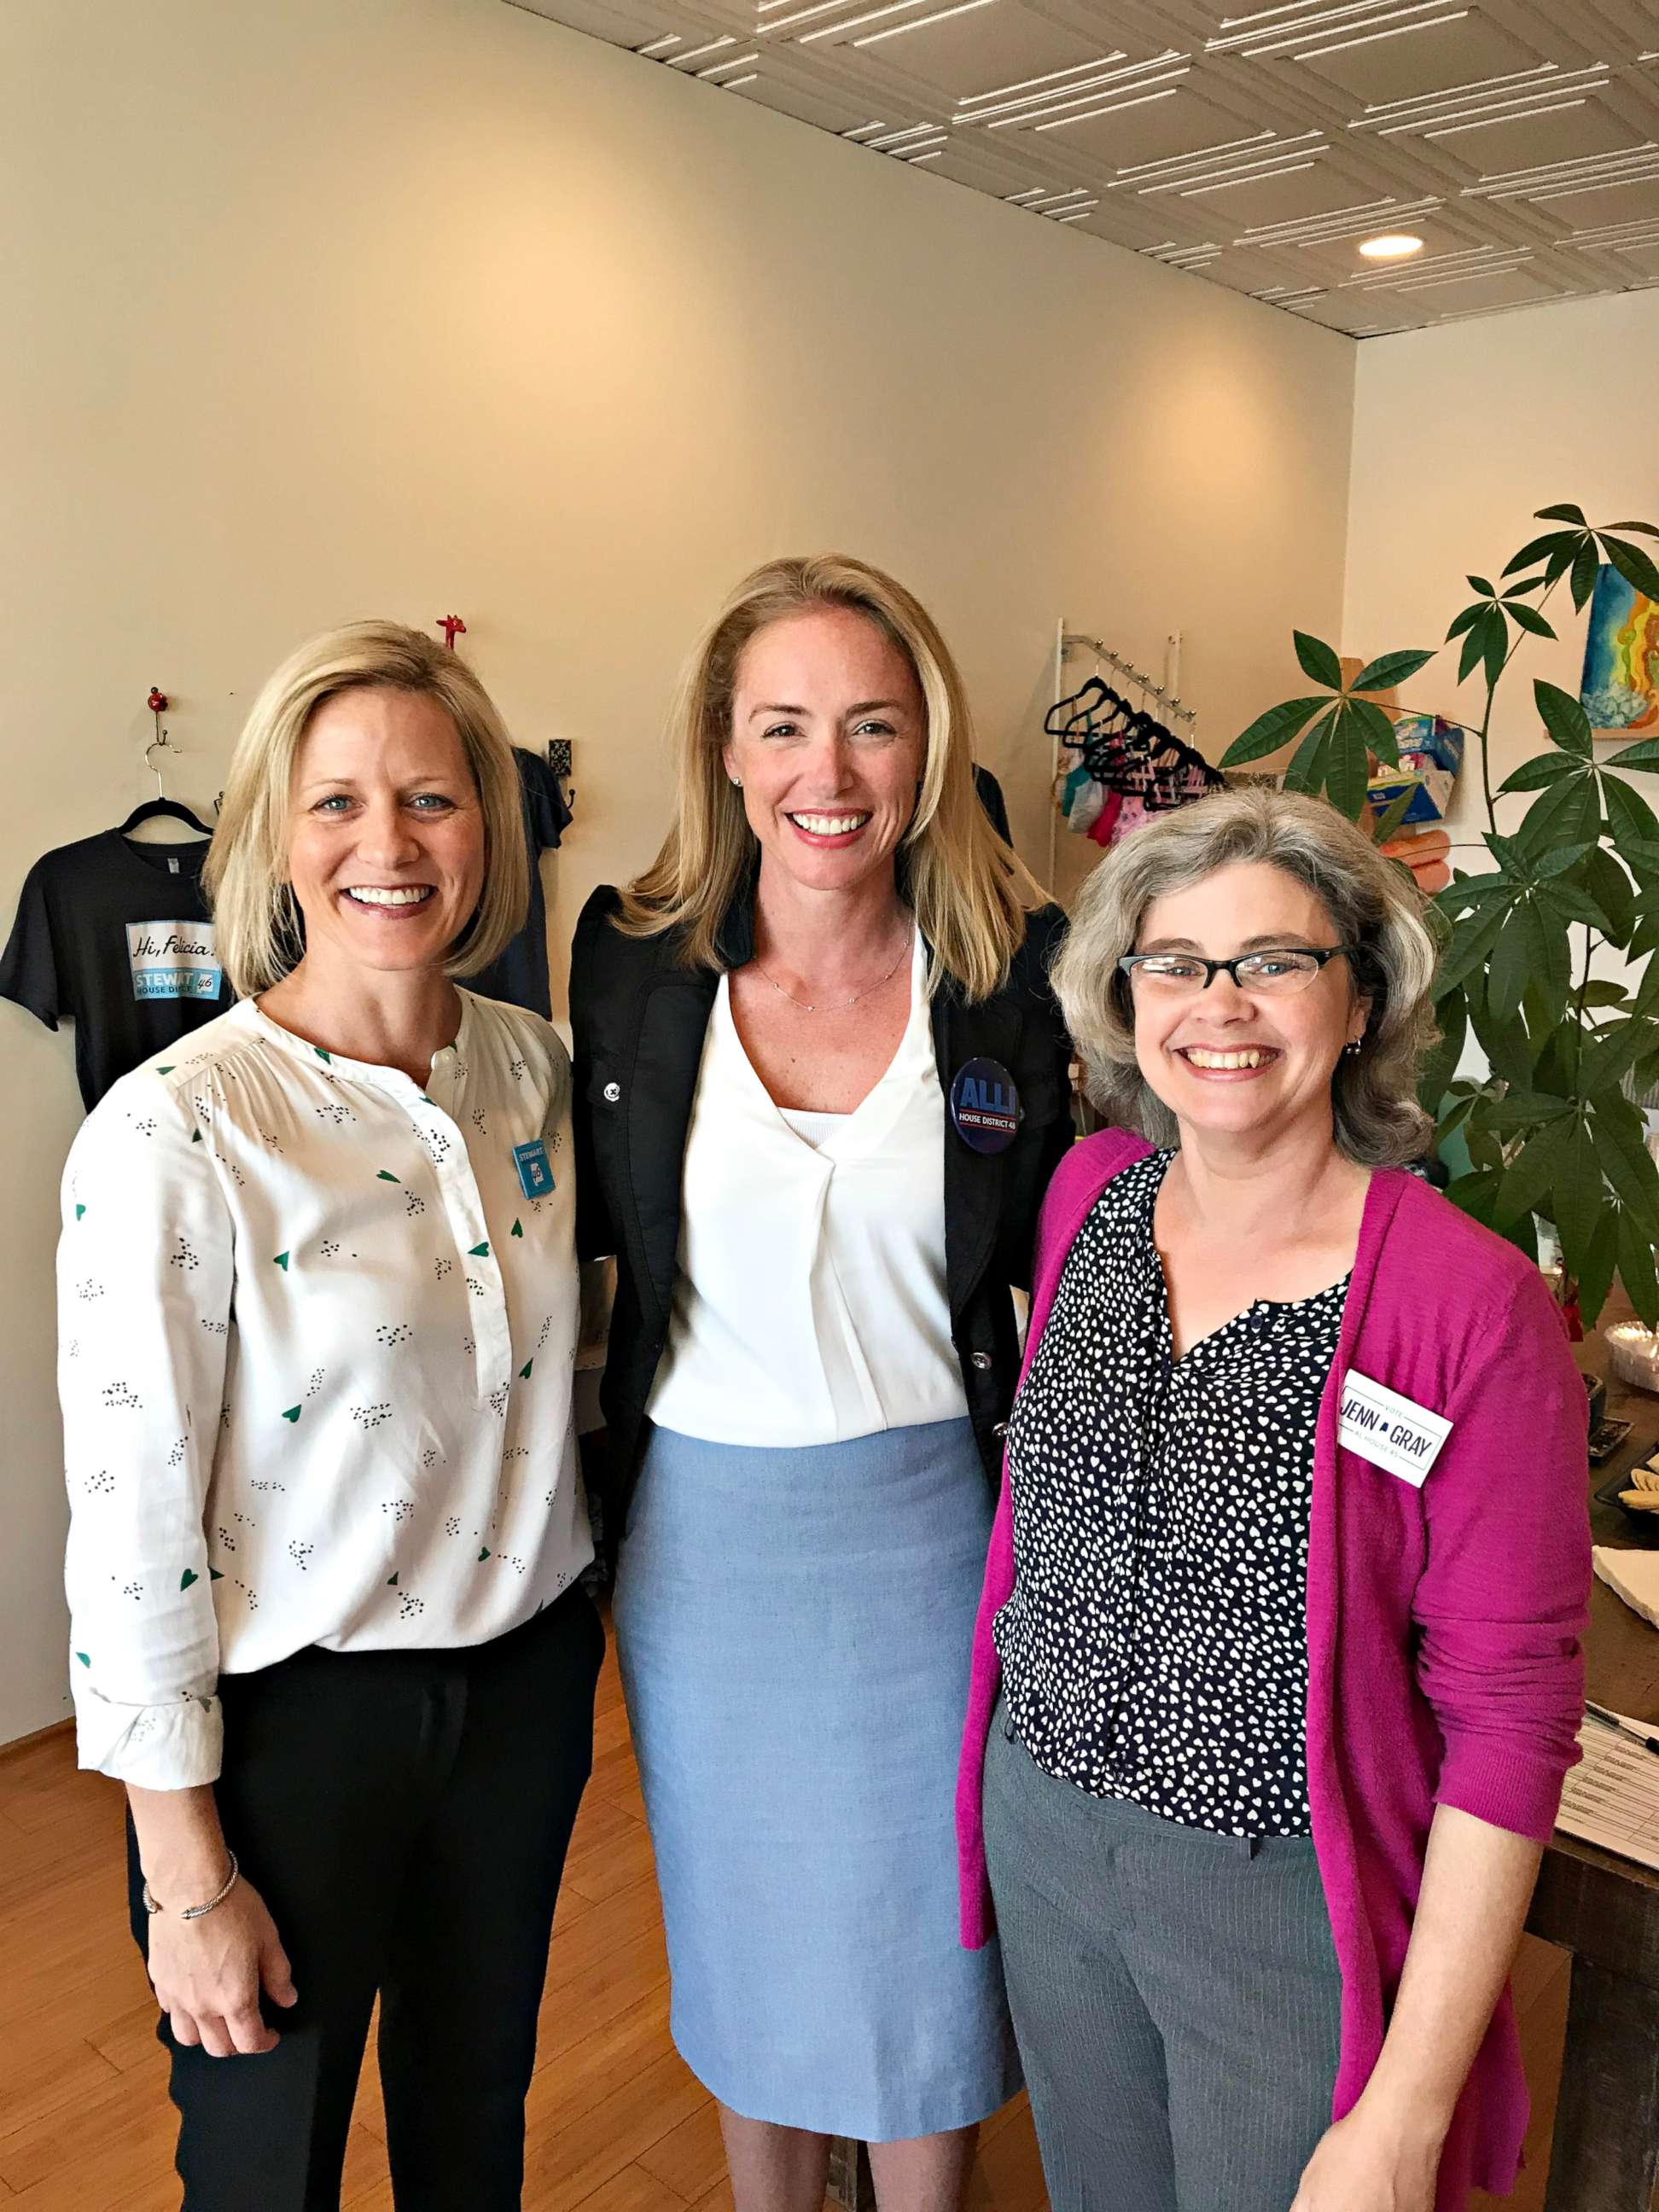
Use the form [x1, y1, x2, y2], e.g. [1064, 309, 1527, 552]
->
[57, 988, 590, 1790]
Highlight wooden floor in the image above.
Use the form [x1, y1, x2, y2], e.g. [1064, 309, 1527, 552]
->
[0, 1630, 1571, 2210]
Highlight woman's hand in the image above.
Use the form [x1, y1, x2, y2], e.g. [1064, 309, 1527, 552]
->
[1289, 2100, 1442, 2212]
[146, 1875, 297, 2057]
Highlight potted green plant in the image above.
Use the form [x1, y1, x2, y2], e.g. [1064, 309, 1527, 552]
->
[1221, 504, 1659, 1327]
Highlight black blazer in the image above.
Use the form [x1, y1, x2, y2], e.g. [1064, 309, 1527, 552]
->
[569, 882, 1074, 1546]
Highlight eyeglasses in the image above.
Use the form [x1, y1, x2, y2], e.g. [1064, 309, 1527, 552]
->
[1117, 946, 1356, 996]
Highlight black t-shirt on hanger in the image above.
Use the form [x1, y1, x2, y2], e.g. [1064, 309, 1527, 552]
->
[0, 829, 233, 1108]
[465, 748, 572, 1021]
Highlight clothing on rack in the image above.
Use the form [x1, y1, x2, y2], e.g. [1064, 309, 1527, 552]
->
[1047, 672, 1221, 850]
[0, 829, 232, 1107]
[465, 747, 572, 1020]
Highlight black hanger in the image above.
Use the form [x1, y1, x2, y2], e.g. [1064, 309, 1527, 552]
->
[116, 795, 216, 839]
[1046, 677, 1124, 740]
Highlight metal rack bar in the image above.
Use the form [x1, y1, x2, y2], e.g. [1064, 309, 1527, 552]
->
[1060, 631, 1196, 725]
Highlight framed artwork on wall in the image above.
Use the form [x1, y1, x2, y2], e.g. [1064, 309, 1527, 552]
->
[1581, 563, 1659, 738]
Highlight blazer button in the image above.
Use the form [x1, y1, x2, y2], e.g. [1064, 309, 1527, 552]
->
[602, 1081, 621, 1103]
[970, 1351, 993, 1371]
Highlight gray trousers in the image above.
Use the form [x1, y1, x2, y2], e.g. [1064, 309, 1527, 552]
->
[982, 1708, 1342, 2212]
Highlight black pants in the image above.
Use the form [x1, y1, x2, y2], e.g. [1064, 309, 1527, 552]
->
[127, 1585, 605, 2212]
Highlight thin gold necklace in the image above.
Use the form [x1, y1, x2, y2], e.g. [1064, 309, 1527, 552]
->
[752, 928, 912, 1014]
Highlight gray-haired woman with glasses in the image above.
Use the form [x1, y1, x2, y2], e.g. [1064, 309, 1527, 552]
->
[955, 788, 1589, 2212]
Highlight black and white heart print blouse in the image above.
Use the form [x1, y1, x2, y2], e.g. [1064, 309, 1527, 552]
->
[992, 1149, 1348, 1839]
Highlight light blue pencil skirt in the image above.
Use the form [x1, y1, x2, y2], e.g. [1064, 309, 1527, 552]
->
[613, 1416, 1021, 2141]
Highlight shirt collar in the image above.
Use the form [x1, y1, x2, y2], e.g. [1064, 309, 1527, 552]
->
[231, 991, 475, 1097]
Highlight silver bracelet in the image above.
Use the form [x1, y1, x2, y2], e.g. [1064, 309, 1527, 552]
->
[142, 1849, 240, 1923]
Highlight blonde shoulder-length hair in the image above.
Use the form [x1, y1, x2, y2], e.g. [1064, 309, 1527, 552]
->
[206, 620, 528, 998]
[1051, 785, 1439, 1167]
[617, 555, 1049, 1001]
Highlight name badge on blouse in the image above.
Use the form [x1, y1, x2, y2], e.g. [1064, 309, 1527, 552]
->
[1337, 1371, 1452, 1488]
[950, 1058, 1022, 1155]
[511, 1138, 554, 1199]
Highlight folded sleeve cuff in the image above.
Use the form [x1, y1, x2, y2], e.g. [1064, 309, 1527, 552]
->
[1434, 1735, 1579, 1846]
[74, 1688, 224, 1790]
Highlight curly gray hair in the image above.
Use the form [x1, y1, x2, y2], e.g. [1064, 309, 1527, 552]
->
[1050, 786, 1438, 1167]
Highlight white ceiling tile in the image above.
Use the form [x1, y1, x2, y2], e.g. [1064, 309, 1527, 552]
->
[506, 0, 1659, 333]
[1289, 13, 1542, 108]
[817, 5, 1115, 99]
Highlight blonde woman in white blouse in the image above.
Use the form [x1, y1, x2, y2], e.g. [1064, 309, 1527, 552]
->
[58, 622, 599, 2212]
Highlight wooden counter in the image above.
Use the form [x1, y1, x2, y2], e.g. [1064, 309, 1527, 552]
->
[1529, 1334, 1659, 2210]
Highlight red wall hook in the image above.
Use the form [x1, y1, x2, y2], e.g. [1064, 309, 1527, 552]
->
[437, 616, 467, 650]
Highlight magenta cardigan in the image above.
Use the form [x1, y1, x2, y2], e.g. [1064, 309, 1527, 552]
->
[957, 1130, 1591, 2209]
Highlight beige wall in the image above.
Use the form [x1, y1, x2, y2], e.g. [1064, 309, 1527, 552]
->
[0, 0, 1355, 1743]
[1343, 290, 1659, 853]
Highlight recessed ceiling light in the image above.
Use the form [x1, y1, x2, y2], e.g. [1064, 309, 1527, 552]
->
[1359, 233, 1426, 259]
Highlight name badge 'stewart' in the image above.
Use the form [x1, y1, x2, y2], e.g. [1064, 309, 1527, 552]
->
[512, 1138, 554, 1199]
[950, 1058, 1022, 1155]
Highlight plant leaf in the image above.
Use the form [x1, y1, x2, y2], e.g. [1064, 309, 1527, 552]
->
[1281, 713, 1335, 796]
[1618, 1208, 1659, 1329]
[1602, 533, 1659, 603]
[1551, 1117, 1604, 1281]
[1348, 695, 1401, 767]
[1446, 604, 1485, 643]
[1534, 678, 1592, 756]
[1501, 574, 1548, 599]
[1575, 1208, 1621, 1327]
[1459, 614, 1504, 681]
[1516, 767, 1601, 859]
[1497, 752, 1577, 795]
[1221, 696, 1331, 768]
[1505, 601, 1556, 639]
[1493, 1115, 1572, 1228]
[1580, 1014, 1658, 1097]
[1443, 1168, 1505, 1229]
[1325, 705, 1371, 819]
[1537, 876, 1612, 933]
[1485, 1090, 1575, 1134]
[1370, 783, 1416, 845]
[1592, 1103, 1659, 1246]
[1435, 898, 1514, 996]
[1607, 520, 1659, 539]
[1293, 631, 1344, 690]
[1484, 605, 1511, 688]
[1350, 647, 1436, 693]
[1604, 775, 1659, 845]
[1604, 735, 1659, 773]
[1582, 846, 1636, 945]
[1570, 538, 1600, 610]
[1536, 902, 1573, 1023]
[1487, 899, 1539, 1026]
[1538, 504, 1587, 525]
[1436, 1091, 1478, 1145]
[1580, 980, 1632, 1010]
[1502, 531, 1574, 577]
[1467, 574, 1495, 597]
[1417, 991, 1466, 1109]
[1467, 984, 1533, 1091]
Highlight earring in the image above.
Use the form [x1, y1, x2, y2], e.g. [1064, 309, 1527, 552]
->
[730, 775, 742, 789]
[1344, 1039, 1363, 1057]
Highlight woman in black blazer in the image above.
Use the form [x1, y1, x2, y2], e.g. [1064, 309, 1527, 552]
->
[570, 556, 1071, 2212]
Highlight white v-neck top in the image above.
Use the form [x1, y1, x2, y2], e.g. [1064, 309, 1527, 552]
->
[57, 991, 590, 1789]
[647, 937, 969, 1447]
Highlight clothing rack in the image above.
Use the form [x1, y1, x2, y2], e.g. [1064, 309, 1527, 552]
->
[1057, 628, 1196, 727]
[1048, 620, 1195, 886]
